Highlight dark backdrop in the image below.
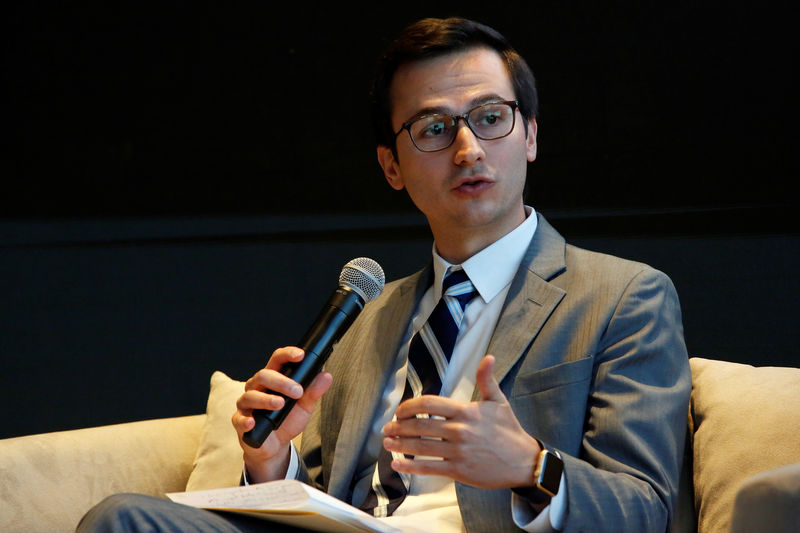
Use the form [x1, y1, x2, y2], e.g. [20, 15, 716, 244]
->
[2, 3, 797, 439]
[5, 2, 796, 217]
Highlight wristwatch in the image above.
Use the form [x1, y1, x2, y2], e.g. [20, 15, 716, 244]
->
[512, 442, 563, 503]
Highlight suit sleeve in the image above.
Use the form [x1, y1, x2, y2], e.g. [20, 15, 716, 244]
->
[558, 268, 691, 533]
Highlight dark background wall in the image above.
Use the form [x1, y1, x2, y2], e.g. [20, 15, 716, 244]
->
[2, 2, 797, 439]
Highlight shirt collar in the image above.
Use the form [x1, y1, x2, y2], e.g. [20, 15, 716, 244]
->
[431, 206, 538, 303]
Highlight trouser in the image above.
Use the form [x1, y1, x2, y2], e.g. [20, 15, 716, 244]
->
[77, 493, 310, 533]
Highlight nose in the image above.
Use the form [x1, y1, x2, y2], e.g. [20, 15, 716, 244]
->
[451, 119, 485, 166]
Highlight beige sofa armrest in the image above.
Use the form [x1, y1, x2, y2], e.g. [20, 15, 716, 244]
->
[729, 462, 800, 533]
[0, 414, 205, 533]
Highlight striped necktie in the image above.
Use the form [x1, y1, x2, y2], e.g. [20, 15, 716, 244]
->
[359, 268, 476, 517]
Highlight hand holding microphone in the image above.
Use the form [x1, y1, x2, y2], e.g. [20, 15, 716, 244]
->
[241, 257, 385, 449]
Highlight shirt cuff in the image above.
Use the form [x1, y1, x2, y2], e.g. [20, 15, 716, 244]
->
[511, 472, 567, 532]
[242, 442, 300, 485]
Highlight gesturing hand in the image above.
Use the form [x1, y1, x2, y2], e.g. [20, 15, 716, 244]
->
[382, 354, 541, 489]
[231, 346, 333, 483]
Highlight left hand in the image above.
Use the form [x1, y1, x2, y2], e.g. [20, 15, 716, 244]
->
[382, 354, 541, 489]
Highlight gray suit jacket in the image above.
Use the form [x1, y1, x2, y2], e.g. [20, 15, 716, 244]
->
[297, 214, 691, 533]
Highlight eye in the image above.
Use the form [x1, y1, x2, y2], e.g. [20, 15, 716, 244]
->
[484, 112, 501, 125]
[412, 115, 452, 138]
[424, 122, 447, 136]
[473, 106, 506, 127]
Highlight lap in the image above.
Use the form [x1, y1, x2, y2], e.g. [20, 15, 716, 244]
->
[77, 493, 309, 533]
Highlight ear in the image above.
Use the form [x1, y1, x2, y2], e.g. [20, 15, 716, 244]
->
[525, 118, 538, 162]
[377, 145, 405, 191]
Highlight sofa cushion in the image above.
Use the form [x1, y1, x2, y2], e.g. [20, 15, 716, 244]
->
[185, 371, 246, 491]
[690, 357, 800, 533]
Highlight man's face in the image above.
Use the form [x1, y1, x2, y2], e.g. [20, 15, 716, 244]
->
[378, 47, 537, 256]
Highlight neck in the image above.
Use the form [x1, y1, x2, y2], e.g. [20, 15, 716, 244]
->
[431, 207, 527, 264]
[433, 234, 492, 264]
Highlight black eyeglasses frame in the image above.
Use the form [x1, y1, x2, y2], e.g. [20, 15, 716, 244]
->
[394, 100, 520, 153]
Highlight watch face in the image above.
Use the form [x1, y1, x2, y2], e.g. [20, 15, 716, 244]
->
[537, 451, 564, 496]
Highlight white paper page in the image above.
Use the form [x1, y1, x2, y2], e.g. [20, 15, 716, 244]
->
[167, 480, 401, 533]
[168, 480, 308, 510]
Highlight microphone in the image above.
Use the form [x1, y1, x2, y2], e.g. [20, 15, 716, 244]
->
[242, 257, 385, 448]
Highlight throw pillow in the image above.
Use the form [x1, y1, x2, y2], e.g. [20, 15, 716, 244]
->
[690, 357, 800, 533]
[185, 371, 246, 491]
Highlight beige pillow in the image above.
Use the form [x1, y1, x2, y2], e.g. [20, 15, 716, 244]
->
[690, 357, 800, 533]
[185, 371, 246, 491]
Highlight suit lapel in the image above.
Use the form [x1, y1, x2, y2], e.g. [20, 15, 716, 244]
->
[326, 267, 430, 498]
[481, 214, 568, 393]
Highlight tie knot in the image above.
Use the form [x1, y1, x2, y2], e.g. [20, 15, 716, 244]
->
[442, 269, 476, 310]
[443, 268, 469, 290]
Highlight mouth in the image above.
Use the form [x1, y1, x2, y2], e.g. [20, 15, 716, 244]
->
[453, 176, 493, 194]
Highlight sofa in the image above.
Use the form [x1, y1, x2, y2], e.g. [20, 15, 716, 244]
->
[2, 357, 798, 533]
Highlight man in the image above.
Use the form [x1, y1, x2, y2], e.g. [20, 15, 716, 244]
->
[80, 17, 690, 533]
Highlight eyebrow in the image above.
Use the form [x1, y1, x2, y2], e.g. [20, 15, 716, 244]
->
[401, 93, 511, 125]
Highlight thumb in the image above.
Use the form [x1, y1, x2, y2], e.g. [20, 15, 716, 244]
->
[476, 354, 505, 402]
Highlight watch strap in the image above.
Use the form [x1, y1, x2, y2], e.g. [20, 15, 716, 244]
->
[511, 440, 562, 503]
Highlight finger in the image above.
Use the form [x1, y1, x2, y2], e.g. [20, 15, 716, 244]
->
[294, 371, 333, 412]
[232, 390, 284, 438]
[265, 346, 305, 371]
[476, 354, 504, 402]
[245, 346, 305, 397]
[394, 394, 463, 420]
[390, 455, 452, 477]
[383, 435, 453, 459]
[383, 415, 451, 439]
[245, 368, 304, 398]
[271, 371, 333, 442]
[236, 389, 286, 412]
[231, 411, 249, 433]
[231, 410, 259, 435]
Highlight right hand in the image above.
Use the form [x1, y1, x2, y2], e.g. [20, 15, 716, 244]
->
[231, 346, 333, 483]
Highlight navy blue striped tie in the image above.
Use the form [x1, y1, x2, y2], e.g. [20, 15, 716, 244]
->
[360, 268, 476, 517]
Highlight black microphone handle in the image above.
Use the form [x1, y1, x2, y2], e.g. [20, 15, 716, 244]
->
[242, 286, 364, 448]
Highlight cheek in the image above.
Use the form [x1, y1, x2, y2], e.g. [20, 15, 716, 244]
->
[499, 143, 530, 185]
[396, 154, 442, 194]
[402, 175, 433, 205]
[400, 170, 443, 214]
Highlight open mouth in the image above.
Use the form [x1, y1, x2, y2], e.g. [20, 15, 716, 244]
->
[455, 178, 491, 193]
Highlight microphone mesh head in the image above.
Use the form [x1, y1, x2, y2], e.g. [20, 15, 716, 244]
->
[339, 257, 385, 302]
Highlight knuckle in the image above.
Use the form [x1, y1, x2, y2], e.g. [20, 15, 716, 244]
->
[247, 369, 271, 390]
[256, 368, 275, 380]
[461, 403, 478, 418]
[419, 396, 436, 412]
[451, 422, 474, 441]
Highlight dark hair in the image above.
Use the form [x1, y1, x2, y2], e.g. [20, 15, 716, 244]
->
[370, 17, 538, 151]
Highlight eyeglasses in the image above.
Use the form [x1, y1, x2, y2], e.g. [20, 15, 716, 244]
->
[395, 100, 519, 153]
